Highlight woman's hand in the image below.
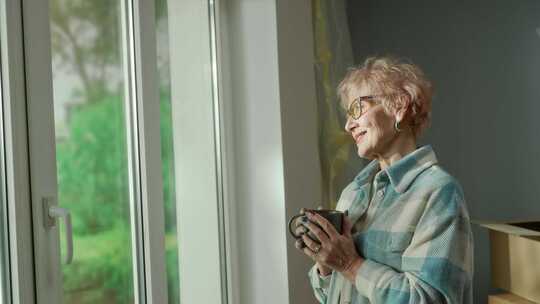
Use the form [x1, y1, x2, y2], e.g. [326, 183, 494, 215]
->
[315, 262, 332, 276]
[299, 211, 364, 283]
[293, 222, 333, 276]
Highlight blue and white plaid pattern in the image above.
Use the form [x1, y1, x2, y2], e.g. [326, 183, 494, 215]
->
[308, 145, 474, 304]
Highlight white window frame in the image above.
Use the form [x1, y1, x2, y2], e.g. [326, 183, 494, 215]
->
[0, 6, 13, 304]
[166, 0, 230, 303]
[0, 0, 37, 303]
[121, 0, 168, 302]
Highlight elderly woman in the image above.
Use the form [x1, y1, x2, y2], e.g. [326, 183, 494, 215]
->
[294, 56, 473, 303]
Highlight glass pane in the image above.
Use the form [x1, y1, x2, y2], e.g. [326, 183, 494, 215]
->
[49, 1, 135, 303]
[155, 1, 180, 303]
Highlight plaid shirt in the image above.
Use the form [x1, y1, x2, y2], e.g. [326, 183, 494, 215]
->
[308, 145, 474, 304]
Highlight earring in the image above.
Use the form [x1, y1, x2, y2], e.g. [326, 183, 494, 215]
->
[394, 120, 402, 132]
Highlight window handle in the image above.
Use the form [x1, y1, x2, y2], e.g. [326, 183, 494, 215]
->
[43, 197, 74, 265]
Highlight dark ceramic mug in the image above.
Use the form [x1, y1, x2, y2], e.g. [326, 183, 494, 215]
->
[288, 209, 346, 241]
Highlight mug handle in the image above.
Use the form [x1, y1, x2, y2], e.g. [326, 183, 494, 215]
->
[288, 213, 305, 238]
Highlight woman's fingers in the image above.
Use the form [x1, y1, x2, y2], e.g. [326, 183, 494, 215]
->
[302, 246, 317, 259]
[301, 219, 330, 244]
[294, 225, 307, 237]
[294, 210, 362, 274]
[306, 212, 339, 240]
[293, 233, 318, 260]
[342, 214, 353, 237]
[302, 233, 322, 256]
[294, 238, 305, 250]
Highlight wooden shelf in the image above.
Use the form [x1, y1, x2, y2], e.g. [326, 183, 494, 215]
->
[489, 293, 538, 304]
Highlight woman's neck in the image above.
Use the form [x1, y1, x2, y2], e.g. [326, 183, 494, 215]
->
[374, 131, 417, 170]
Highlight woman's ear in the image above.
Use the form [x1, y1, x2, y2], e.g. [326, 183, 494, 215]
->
[395, 104, 410, 123]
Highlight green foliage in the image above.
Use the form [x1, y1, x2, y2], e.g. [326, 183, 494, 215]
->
[62, 225, 133, 303]
[160, 88, 177, 233]
[57, 95, 129, 235]
[57, 93, 179, 303]
[165, 235, 181, 303]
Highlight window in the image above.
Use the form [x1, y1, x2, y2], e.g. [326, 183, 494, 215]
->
[0, 0, 228, 303]
[49, 0, 135, 302]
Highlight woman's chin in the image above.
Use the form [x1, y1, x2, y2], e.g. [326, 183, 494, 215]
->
[355, 146, 370, 159]
[356, 144, 379, 160]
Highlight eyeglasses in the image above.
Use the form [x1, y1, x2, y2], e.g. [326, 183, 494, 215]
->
[346, 95, 384, 120]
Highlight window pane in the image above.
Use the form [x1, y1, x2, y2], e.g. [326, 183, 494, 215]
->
[155, 1, 180, 303]
[49, 0, 135, 302]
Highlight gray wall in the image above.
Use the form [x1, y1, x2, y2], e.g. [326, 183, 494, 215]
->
[346, 0, 540, 303]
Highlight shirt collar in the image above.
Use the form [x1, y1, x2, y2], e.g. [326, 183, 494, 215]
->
[353, 145, 438, 193]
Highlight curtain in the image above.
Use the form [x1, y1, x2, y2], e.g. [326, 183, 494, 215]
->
[312, 0, 355, 208]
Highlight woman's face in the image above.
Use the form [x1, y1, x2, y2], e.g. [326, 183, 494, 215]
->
[344, 87, 398, 160]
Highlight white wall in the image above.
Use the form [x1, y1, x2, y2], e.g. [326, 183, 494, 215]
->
[223, 0, 322, 303]
[276, 1, 323, 303]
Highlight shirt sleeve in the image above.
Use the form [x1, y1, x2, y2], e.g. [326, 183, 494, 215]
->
[308, 264, 333, 303]
[353, 181, 474, 303]
[307, 182, 357, 303]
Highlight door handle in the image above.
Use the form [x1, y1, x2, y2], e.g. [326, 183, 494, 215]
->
[43, 197, 74, 265]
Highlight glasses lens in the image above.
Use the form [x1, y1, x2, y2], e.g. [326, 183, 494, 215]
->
[349, 101, 362, 119]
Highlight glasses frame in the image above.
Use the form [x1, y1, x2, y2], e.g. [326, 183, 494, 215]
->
[346, 94, 385, 120]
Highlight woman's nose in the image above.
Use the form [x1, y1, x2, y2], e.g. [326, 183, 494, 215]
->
[344, 116, 355, 133]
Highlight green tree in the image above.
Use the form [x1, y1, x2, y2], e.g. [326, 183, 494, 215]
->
[58, 93, 178, 302]
[57, 95, 129, 235]
[50, 0, 168, 102]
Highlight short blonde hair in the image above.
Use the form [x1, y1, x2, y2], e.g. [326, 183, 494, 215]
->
[337, 56, 433, 138]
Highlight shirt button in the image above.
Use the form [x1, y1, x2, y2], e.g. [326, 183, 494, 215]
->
[378, 189, 385, 197]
